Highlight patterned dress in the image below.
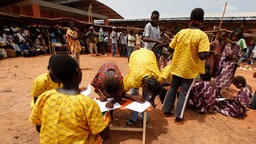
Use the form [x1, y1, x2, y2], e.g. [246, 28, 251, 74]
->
[216, 43, 242, 89]
[188, 79, 218, 113]
[214, 85, 252, 117]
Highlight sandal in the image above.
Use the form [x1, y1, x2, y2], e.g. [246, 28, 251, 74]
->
[124, 119, 136, 127]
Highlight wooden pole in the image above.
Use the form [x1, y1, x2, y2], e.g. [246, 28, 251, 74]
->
[214, 2, 227, 41]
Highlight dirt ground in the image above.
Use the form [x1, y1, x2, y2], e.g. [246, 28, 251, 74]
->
[0, 54, 256, 144]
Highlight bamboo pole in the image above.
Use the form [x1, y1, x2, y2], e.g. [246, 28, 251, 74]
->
[214, 2, 227, 41]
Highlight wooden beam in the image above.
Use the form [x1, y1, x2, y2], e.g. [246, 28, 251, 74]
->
[0, 0, 108, 19]
[35, 0, 107, 19]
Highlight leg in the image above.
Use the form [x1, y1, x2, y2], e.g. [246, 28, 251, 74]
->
[128, 88, 139, 122]
[93, 43, 99, 55]
[162, 75, 181, 113]
[89, 43, 93, 55]
[175, 78, 194, 119]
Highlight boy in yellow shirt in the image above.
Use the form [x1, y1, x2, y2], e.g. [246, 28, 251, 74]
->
[30, 54, 109, 144]
[162, 8, 210, 124]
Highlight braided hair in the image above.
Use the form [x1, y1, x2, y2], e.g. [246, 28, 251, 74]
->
[49, 54, 80, 83]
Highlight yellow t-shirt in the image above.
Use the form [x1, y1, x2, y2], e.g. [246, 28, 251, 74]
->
[30, 89, 108, 144]
[123, 48, 162, 92]
[169, 28, 210, 79]
[31, 73, 60, 108]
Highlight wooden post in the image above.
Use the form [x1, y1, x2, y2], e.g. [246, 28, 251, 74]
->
[214, 2, 227, 41]
[31, 3, 41, 17]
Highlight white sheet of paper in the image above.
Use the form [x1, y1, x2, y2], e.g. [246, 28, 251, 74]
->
[125, 101, 151, 113]
[81, 84, 92, 96]
[216, 98, 227, 101]
[94, 98, 122, 112]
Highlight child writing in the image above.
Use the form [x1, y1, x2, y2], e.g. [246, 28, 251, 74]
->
[91, 63, 145, 108]
[215, 75, 252, 117]
[30, 54, 109, 144]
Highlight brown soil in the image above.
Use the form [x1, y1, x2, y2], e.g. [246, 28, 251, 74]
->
[0, 54, 256, 144]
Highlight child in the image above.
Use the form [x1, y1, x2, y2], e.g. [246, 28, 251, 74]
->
[162, 8, 210, 124]
[215, 75, 252, 117]
[30, 54, 109, 143]
[91, 63, 145, 109]
[31, 55, 61, 132]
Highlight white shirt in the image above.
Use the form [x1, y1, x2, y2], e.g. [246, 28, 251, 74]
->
[143, 22, 161, 50]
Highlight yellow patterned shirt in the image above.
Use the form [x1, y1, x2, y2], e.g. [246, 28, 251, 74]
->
[123, 48, 162, 92]
[30, 89, 108, 144]
[169, 28, 210, 79]
[31, 73, 60, 109]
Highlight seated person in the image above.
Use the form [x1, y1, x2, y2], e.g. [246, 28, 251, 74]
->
[30, 54, 109, 143]
[214, 75, 252, 117]
[34, 33, 47, 54]
[19, 40, 37, 57]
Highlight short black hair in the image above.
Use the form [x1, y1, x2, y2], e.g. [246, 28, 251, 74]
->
[190, 8, 204, 22]
[232, 75, 246, 87]
[103, 77, 123, 95]
[231, 28, 243, 40]
[151, 10, 160, 16]
[50, 54, 80, 83]
[142, 77, 162, 96]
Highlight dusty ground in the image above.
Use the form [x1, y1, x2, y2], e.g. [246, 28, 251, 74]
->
[0, 54, 256, 144]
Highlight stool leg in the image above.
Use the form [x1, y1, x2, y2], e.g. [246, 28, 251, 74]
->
[142, 111, 146, 144]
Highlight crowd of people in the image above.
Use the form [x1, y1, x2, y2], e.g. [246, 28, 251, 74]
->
[1, 7, 255, 144]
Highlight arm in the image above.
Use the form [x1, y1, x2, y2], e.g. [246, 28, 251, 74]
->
[99, 127, 110, 140]
[124, 93, 145, 103]
[198, 52, 209, 60]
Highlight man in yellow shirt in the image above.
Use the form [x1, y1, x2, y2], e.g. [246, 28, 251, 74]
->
[162, 8, 210, 124]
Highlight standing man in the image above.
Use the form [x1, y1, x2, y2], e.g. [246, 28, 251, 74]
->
[66, 22, 82, 65]
[142, 10, 163, 50]
[162, 8, 210, 124]
[98, 27, 104, 55]
[111, 27, 117, 57]
[86, 26, 99, 56]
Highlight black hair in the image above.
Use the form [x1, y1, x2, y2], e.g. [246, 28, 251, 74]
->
[232, 75, 246, 87]
[103, 77, 123, 95]
[142, 77, 162, 96]
[231, 28, 243, 40]
[190, 8, 204, 22]
[47, 55, 56, 70]
[151, 10, 160, 17]
[50, 54, 80, 83]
